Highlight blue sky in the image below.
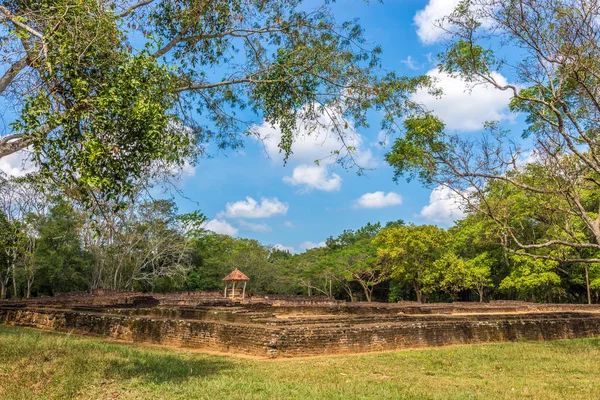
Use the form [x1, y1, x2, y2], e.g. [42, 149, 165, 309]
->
[1, 0, 524, 253]
[170, 0, 522, 253]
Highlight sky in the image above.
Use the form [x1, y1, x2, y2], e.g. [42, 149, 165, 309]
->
[1, 0, 523, 253]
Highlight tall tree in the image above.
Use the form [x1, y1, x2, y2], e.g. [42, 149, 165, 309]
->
[83, 197, 198, 291]
[325, 222, 388, 302]
[499, 254, 562, 302]
[33, 199, 91, 295]
[384, 0, 600, 304]
[0, 0, 429, 202]
[375, 224, 449, 303]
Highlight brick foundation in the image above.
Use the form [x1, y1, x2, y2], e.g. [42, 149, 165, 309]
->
[2, 293, 600, 358]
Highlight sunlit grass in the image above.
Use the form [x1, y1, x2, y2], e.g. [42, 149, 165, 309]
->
[1, 325, 599, 399]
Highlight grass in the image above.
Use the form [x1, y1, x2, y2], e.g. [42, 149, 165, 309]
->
[1, 326, 600, 399]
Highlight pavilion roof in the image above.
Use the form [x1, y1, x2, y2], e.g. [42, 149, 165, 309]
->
[222, 268, 250, 281]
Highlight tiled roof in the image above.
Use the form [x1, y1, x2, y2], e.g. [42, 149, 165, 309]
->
[222, 268, 250, 281]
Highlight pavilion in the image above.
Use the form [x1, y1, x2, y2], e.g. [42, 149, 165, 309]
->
[223, 268, 250, 299]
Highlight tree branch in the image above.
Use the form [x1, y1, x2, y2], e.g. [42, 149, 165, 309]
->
[0, 56, 29, 95]
[117, 0, 156, 18]
[171, 77, 287, 93]
[0, 134, 31, 158]
[0, 5, 45, 40]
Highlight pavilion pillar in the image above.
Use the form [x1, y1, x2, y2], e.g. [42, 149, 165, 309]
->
[224, 282, 227, 298]
[242, 281, 247, 299]
[232, 281, 236, 299]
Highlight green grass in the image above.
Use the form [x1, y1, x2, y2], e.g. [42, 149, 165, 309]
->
[1, 326, 599, 399]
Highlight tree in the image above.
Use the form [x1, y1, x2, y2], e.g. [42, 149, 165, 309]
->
[293, 246, 336, 297]
[33, 199, 91, 295]
[187, 233, 297, 294]
[0, 211, 19, 299]
[327, 223, 388, 302]
[589, 264, 600, 303]
[434, 252, 493, 302]
[450, 215, 504, 301]
[464, 253, 495, 302]
[0, 0, 429, 201]
[499, 254, 562, 302]
[0, 174, 48, 298]
[83, 198, 197, 291]
[375, 224, 449, 303]
[384, 0, 600, 304]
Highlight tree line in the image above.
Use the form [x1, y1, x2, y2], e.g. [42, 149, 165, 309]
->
[1, 173, 598, 303]
[2, 0, 600, 304]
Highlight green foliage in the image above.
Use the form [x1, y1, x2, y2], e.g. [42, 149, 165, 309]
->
[439, 39, 496, 79]
[293, 222, 391, 301]
[499, 255, 562, 301]
[1, 0, 432, 202]
[375, 224, 449, 302]
[186, 234, 297, 294]
[32, 200, 91, 295]
[385, 114, 447, 184]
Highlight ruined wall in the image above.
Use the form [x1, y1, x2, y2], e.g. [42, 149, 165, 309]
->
[2, 302, 600, 358]
[270, 312, 600, 356]
[0, 307, 281, 357]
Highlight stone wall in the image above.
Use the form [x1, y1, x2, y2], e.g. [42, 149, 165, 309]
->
[2, 293, 600, 358]
[0, 306, 280, 356]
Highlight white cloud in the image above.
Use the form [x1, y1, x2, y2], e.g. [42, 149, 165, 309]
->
[283, 164, 342, 192]
[420, 185, 470, 225]
[355, 191, 403, 209]
[411, 69, 513, 132]
[400, 55, 422, 70]
[252, 105, 377, 169]
[273, 244, 295, 254]
[414, 0, 495, 45]
[516, 149, 541, 170]
[0, 149, 37, 177]
[300, 241, 326, 251]
[239, 220, 271, 233]
[164, 159, 196, 178]
[426, 52, 435, 65]
[372, 131, 390, 148]
[204, 219, 239, 236]
[284, 221, 295, 228]
[414, 0, 460, 44]
[180, 161, 196, 177]
[219, 196, 289, 219]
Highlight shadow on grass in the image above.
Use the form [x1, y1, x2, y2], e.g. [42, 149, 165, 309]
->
[105, 348, 236, 384]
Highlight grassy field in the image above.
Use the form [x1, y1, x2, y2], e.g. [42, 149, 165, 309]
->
[1, 326, 600, 400]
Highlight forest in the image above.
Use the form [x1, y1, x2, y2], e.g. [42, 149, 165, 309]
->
[2, 0, 600, 305]
[1, 171, 598, 304]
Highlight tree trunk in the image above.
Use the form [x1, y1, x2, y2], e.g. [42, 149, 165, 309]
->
[0, 282, 6, 300]
[26, 278, 32, 299]
[414, 281, 422, 303]
[357, 279, 373, 302]
[12, 263, 17, 299]
[585, 264, 592, 305]
[476, 286, 484, 303]
[113, 266, 120, 291]
[344, 284, 355, 302]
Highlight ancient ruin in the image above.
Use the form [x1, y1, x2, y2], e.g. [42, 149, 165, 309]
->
[2, 291, 600, 358]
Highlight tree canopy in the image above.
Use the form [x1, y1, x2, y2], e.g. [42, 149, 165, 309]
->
[3, 0, 600, 305]
[384, 0, 600, 304]
[0, 0, 429, 202]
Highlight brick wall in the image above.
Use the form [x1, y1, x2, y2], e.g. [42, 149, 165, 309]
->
[2, 299, 600, 358]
